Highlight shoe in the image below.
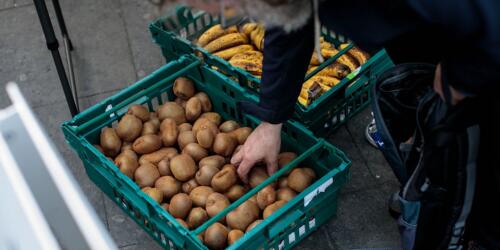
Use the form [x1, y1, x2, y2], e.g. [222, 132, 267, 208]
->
[365, 115, 384, 149]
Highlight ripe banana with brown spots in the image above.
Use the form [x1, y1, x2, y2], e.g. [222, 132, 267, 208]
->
[241, 23, 258, 36]
[213, 44, 254, 60]
[203, 33, 247, 53]
[229, 57, 263, 75]
[339, 44, 370, 65]
[197, 24, 238, 47]
[307, 63, 351, 79]
[321, 48, 360, 71]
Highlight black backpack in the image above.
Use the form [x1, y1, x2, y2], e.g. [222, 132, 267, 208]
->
[372, 64, 480, 249]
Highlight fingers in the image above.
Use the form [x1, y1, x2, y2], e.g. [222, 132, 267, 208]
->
[265, 158, 278, 177]
[236, 157, 256, 184]
[231, 146, 244, 166]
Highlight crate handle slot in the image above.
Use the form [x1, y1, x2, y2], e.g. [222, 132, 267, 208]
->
[192, 140, 325, 235]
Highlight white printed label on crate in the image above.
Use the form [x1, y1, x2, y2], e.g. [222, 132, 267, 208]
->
[288, 232, 296, 244]
[169, 240, 174, 248]
[299, 225, 306, 236]
[106, 104, 115, 118]
[278, 240, 285, 250]
[309, 218, 316, 229]
[304, 177, 334, 207]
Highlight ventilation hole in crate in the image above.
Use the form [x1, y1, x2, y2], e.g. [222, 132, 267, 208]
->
[222, 102, 229, 114]
[230, 107, 236, 118]
[291, 131, 298, 140]
[229, 90, 235, 98]
[222, 85, 228, 94]
[195, 18, 203, 30]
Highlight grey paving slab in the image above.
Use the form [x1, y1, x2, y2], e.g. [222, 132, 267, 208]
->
[345, 107, 399, 185]
[13, 0, 30, 7]
[296, 226, 337, 250]
[119, 240, 163, 250]
[0, 0, 13, 9]
[0, 5, 67, 108]
[118, 0, 165, 79]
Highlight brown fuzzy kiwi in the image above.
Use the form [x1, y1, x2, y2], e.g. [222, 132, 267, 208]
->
[114, 152, 138, 179]
[221, 164, 236, 172]
[178, 123, 193, 132]
[182, 143, 208, 162]
[195, 165, 220, 186]
[142, 187, 163, 203]
[199, 155, 226, 169]
[226, 200, 259, 231]
[119, 148, 138, 161]
[160, 118, 178, 147]
[213, 133, 237, 157]
[127, 105, 150, 122]
[276, 187, 297, 202]
[185, 97, 202, 122]
[303, 167, 317, 179]
[228, 127, 252, 145]
[278, 176, 288, 188]
[170, 154, 197, 181]
[211, 167, 237, 192]
[120, 142, 133, 153]
[187, 207, 208, 229]
[219, 120, 240, 133]
[132, 134, 162, 154]
[256, 185, 277, 210]
[157, 158, 172, 176]
[224, 185, 247, 202]
[192, 118, 219, 137]
[278, 152, 297, 169]
[182, 179, 199, 194]
[287, 168, 314, 192]
[196, 128, 215, 149]
[175, 97, 187, 109]
[263, 200, 287, 219]
[176, 218, 189, 228]
[189, 186, 214, 207]
[100, 127, 122, 157]
[245, 219, 263, 232]
[204, 222, 228, 250]
[155, 176, 181, 199]
[149, 113, 160, 128]
[178, 131, 197, 150]
[169, 193, 192, 219]
[157, 102, 186, 124]
[173, 77, 195, 100]
[228, 229, 244, 245]
[194, 92, 212, 112]
[134, 163, 160, 187]
[141, 120, 158, 135]
[200, 112, 222, 126]
[205, 193, 230, 218]
[116, 114, 143, 142]
[139, 147, 178, 165]
[161, 203, 169, 211]
[249, 166, 269, 188]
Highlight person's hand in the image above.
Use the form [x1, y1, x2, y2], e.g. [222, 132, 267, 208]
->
[433, 64, 466, 105]
[231, 122, 282, 183]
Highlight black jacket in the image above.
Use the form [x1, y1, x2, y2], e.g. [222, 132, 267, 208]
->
[241, 0, 500, 124]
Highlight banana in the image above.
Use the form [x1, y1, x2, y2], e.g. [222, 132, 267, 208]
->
[304, 76, 340, 89]
[213, 44, 254, 60]
[250, 25, 265, 51]
[229, 57, 263, 75]
[339, 44, 370, 65]
[242, 23, 258, 36]
[321, 48, 360, 71]
[307, 63, 351, 79]
[203, 33, 247, 53]
[298, 95, 309, 106]
[197, 25, 238, 47]
[231, 50, 263, 61]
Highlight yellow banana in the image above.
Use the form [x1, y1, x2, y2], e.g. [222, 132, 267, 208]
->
[197, 25, 238, 47]
[321, 48, 360, 71]
[213, 44, 254, 60]
[229, 57, 263, 75]
[241, 23, 258, 36]
[304, 76, 340, 89]
[203, 33, 247, 53]
[307, 63, 351, 79]
[339, 44, 370, 65]
[231, 50, 263, 61]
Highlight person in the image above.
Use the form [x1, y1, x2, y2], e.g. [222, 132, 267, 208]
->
[224, 0, 499, 249]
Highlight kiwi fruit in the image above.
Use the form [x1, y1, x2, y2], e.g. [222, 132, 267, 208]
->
[190, 186, 214, 207]
[187, 207, 208, 229]
[256, 185, 277, 209]
[194, 92, 212, 112]
[173, 77, 195, 100]
[199, 155, 226, 169]
[192, 118, 219, 137]
[127, 105, 150, 122]
[119, 148, 138, 161]
[219, 120, 240, 133]
[155, 176, 181, 199]
[182, 179, 199, 194]
[303, 167, 317, 179]
[100, 127, 122, 157]
[178, 131, 197, 150]
[185, 97, 202, 122]
[139, 147, 178, 165]
[246, 219, 262, 232]
[229, 127, 252, 145]
[221, 164, 236, 172]
[114, 153, 138, 179]
[276, 187, 297, 202]
[182, 143, 208, 162]
[224, 185, 247, 202]
[288, 168, 314, 192]
[226, 200, 259, 231]
[120, 142, 133, 153]
[278, 152, 297, 168]
[175, 97, 187, 109]
[142, 187, 163, 203]
[170, 154, 197, 181]
[211, 167, 237, 192]
[176, 218, 189, 228]
[132, 134, 162, 154]
[161, 203, 169, 211]
[278, 177, 288, 188]
[200, 112, 222, 126]
[204, 222, 228, 250]
[249, 166, 269, 188]
[116, 114, 143, 142]
[195, 165, 219, 186]
[134, 163, 160, 187]
[157, 102, 186, 124]
[159, 118, 178, 147]
[157, 158, 172, 176]
[149, 113, 160, 128]
[205, 193, 230, 218]
[196, 128, 215, 149]
[228, 230, 244, 245]
[213, 133, 237, 157]
[263, 200, 286, 219]
[178, 123, 193, 132]
[141, 120, 158, 135]
[169, 193, 192, 219]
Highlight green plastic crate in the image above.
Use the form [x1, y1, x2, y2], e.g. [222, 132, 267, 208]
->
[149, 5, 394, 136]
[61, 55, 350, 249]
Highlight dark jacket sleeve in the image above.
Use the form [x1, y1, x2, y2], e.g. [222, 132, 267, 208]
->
[240, 19, 315, 124]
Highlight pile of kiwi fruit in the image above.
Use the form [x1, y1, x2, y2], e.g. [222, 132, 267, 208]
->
[96, 77, 317, 249]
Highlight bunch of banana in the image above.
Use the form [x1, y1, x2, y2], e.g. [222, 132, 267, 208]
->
[229, 50, 263, 76]
[339, 43, 370, 64]
[307, 63, 351, 79]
